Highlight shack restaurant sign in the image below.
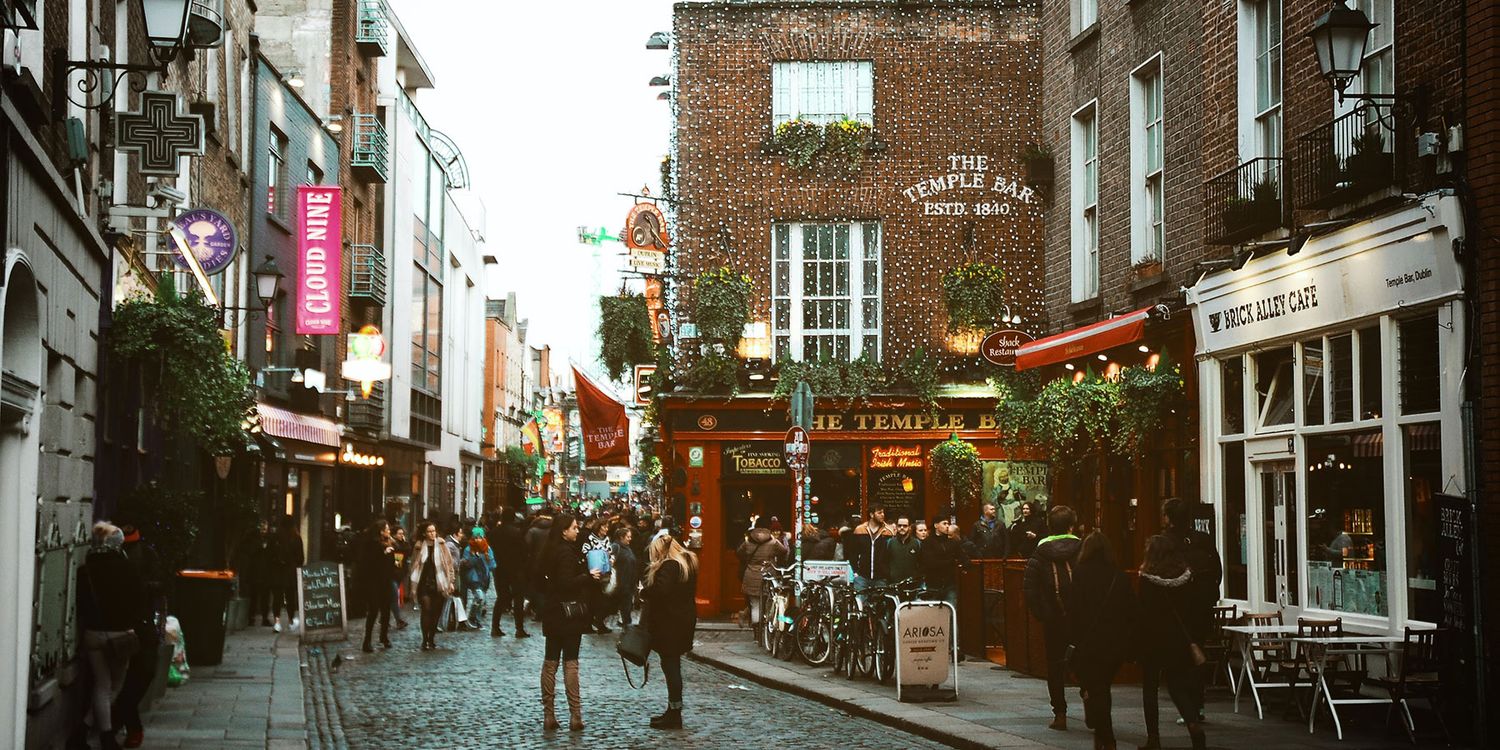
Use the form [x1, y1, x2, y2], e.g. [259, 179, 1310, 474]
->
[296, 186, 342, 335]
[899, 154, 1036, 217]
[980, 329, 1033, 367]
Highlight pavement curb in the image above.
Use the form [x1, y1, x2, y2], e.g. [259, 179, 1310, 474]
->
[688, 645, 1002, 750]
[300, 642, 350, 750]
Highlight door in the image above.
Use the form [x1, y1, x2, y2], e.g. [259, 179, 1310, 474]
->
[1259, 461, 1299, 608]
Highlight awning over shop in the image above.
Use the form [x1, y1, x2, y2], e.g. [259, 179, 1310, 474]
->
[1015, 306, 1153, 371]
[256, 403, 341, 447]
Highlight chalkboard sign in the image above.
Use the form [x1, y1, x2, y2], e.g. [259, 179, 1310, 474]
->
[297, 562, 347, 643]
[1436, 493, 1470, 631]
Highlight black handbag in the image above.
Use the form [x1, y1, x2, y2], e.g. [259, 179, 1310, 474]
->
[617, 623, 652, 688]
[557, 600, 590, 627]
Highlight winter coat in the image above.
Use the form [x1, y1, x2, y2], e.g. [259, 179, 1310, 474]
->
[244, 532, 274, 583]
[524, 516, 553, 576]
[968, 517, 1008, 559]
[642, 559, 698, 657]
[461, 545, 495, 591]
[885, 535, 922, 584]
[1066, 558, 1138, 676]
[1137, 569, 1199, 668]
[1167, 528, 1222, 641]
[407, 539, 457, 598]
[493, 521, 528, 583]
[1008, 515, 1047, 559]
[916, 534, 968, 590]
[802, 531, 836, 561]
[76, 548, 147, 633]
[271, 532, 305, 574]
[356, 532, 396, 595]
[736, 528, 788, 597]
[613, 542, 640, 603]
[845, 523, 894, 580]
[537, 542, 597, 638]
[1022, 534, 1082, 630]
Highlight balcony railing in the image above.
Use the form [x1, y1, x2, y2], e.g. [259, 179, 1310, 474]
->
[350, 112, 388, 183]
[348, 244, 386, 307]
[1292, 109, 1402, 210]
[355, 0, 388, 56]
[1203, 157, 1287, 245]
[347, 381, 386, 434]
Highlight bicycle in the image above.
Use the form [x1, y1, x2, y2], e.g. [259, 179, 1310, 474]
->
[865, 578, 929, 684]
[795, 577, 834, 666]
[759, 564, 799, 661]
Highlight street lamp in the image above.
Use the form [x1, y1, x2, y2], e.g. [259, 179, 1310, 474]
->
[649, 75, 670, 87]
[1307, 0, 1378, 102]
[142, 0, 193, 58]
[645, 31, 669, 50]
[54, 0, 203, 114]
[253, 254, 284, 308]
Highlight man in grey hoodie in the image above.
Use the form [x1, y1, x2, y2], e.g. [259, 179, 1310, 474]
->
[1022, 505, 1083, 731]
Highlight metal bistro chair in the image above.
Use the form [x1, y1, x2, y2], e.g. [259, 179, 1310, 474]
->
[1204, 603, 1239, 688]
[1368, 628, 1450, 745]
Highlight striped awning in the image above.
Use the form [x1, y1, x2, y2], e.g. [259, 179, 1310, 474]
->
[256, 403, 341, 447]
[1015, 306, 1153, 371]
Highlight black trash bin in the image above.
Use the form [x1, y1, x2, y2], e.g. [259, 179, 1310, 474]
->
[174, 570, 236, 666]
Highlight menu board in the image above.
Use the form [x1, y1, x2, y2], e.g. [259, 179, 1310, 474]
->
[297, 562, 347, 643]
[870, 467, 924, 523]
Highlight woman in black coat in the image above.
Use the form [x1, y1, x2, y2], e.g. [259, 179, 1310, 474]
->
[535, 513, 602, 731]
[1066, 531, 1137, 750]
[640, 531, 698, 730]
[1137, 534, 1207, 750]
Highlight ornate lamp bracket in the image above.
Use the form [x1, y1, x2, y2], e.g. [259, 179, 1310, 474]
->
[50, 48, 166, 119]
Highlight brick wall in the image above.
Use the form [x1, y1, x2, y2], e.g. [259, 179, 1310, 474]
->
[671, 0, 1044, 363]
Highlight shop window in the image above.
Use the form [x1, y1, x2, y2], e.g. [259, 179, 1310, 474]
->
[1306, 430, 1387, 616]
[1403, 422, 1441, 622]
[1398, 314, 1440, 415]
[1358, 326, 1382, 419]
[1302, 338, 1325, 426]
[1222, 356, 1245, 434]
[771, 61, 874, 126]
[1255, 346, 1295, 428]
[1330, 333, 1354, 422]
[1223, 442, 1248, 599]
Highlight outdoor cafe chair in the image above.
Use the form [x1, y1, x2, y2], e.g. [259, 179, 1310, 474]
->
[1367, 627, 1450, 745]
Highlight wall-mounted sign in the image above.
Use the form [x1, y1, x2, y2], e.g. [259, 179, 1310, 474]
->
[115, 90, 205, 176]
[870, 445, 924, 469]
[980, 328, 1034, 367]
[687, 446, 705, 467]
[645, 277, 669, 343]
[633, 364, 656, 406]
[671, 407, 1002, 434]
[721, 443, 786, 478]
[623, 201, 670, 276]
[341, 325, 391, 394]
[296, 185, 342, 335]
[784, 426, 809, 475]
[172, 208, 238, 275]
[870, 466, 923, 523]
[898, 154, 1035, 217]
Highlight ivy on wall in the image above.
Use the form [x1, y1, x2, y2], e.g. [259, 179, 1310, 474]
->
[598, 293, 655, 381]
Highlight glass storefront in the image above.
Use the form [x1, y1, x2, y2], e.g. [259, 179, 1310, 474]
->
[1305, 430, 1386, 616]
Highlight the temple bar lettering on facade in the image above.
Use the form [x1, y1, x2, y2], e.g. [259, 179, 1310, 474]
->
[670, 408, 1000, 433]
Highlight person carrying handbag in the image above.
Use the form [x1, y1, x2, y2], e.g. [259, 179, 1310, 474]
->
[72, 523, 147, 750]
[1137, 534, 1208, 750]
[407, 521, 458, 651]
[535, 512, 603, 731]
[638, 530, 698, 729]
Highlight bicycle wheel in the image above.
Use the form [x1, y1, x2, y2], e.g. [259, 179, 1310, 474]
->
[852, 615, 876, 678]
[875, 617, 896, 684]
[796, 608, 831, 665]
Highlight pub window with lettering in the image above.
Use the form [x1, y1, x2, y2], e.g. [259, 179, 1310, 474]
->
[771, 61, 874, 126]
[771, 222, 881, 362]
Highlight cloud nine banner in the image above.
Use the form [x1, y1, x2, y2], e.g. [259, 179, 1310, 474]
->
[297, 185, 342, 335]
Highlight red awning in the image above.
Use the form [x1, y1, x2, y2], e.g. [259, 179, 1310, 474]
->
[256, 403, 341, 447]
[1015, 306, 1153, 371]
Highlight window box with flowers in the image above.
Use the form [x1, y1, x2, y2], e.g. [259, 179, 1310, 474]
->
[1132, 255, 1163, 280]
[766, 118, 881, 174]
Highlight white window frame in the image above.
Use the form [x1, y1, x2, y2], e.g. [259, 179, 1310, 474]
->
[1237, 0, 1283, 173]
[771, 222, 881, 363]
[1130, 55, 1165, 265]
[1335, 0, 1395, 137]
[1071, 101, 1100, 302]
[772, 61, 874, 126]
[1072, 0, 1098, 37]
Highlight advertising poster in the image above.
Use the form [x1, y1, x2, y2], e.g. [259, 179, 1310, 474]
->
[295, 185, 342, 335]
[868, 445, 924, 523]
[981, 460, 1049, 527]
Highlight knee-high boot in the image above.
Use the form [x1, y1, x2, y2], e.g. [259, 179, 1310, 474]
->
[563, 659, 584, 731]
[540, 659, 560, 730]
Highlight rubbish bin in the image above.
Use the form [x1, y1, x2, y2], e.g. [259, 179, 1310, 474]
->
[174, 570, 236, 666]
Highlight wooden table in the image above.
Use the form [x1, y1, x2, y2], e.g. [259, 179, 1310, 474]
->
[1223, 624, 1302, 719]
[1292, 634, 1403, 740]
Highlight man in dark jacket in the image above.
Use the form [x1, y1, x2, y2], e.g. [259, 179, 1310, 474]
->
[1022, 505, 1082, 730]
[885, 516, 922, 584]
[113, 523, 161, 748]
[968, 502, 1008, 559]
[1161, 496, 1222, 723]
[916, 515, 969, 661]
[846, 503, 894, 588]
[357, 518, 395, 652]
[491, 509, 531, 637]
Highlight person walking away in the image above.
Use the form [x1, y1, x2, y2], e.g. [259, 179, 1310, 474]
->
[407, 521, 457, 650]
[357, 519, 397, 652]
[74, 523, 146, 750]
[462, 526, 496, 631]
[112, 523, 161, 749]
[1160, 497, 1222, 724]
[1137, 534, 1208, 750]
[389, 527, 410, 629]
[1009, 502, 1046, 559]
[492, 510, 531, 638]
[613, 526, 640, 627]
[847, 504, 894, 589]
[1023, 505, 1083, 730]
[268, 520, 304, 633]
[1066, 531, 1137, 750]
[969, 502, 1009, 559]
[885, 516, 922, 585]
[640, 531, 699, 729]
[536, 513, 603, 731]
[917, 515, 970, 661]
[243, 521, 273, 626]
[735, 516, 788, 630]
[525, 510, 555, 617]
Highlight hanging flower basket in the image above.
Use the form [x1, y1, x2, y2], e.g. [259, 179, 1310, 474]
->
[930, 435, 982, 508]
[942, 262, 1008, 334]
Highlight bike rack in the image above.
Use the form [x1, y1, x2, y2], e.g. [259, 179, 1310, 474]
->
[893, 600, 959, 703]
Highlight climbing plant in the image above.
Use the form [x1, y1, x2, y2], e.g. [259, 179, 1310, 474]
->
[598, 293, 655, 381]
[1114, 355, 1188, 457]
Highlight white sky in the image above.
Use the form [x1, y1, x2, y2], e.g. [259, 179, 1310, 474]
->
[388, 0, 677, 375]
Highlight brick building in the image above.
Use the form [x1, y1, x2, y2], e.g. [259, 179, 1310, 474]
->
[663, 0, 1045, 617]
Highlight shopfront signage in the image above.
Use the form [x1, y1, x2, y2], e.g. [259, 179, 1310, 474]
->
[115, 90, 205, 176]
[895, 602, 954, 694]
[721, 443, 786, 478]
[171, 208, 238, 275]
[1189, 201, 1464, 356]
[898, 154, 1035, 217]
[870, 466, 924, 523]
[671, 407, 1001, 434]
[870, 445, 923, 469]
[980, 328, 1033, 367]
[623, 201, 670, 276]
[295, 185, 342, 335]
[341, 325, 392, 394]
[297, 561, 347, 643]
[687, 446, 704, 467]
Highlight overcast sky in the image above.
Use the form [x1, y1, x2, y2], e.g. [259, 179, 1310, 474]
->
[388, 0, 676, 378]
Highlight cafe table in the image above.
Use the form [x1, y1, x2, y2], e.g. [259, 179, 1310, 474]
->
[1292, 634, 1403, 740]
[1222, 624, 1302, 719]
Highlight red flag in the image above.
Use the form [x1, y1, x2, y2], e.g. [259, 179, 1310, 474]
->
[573, 366, 630, 466]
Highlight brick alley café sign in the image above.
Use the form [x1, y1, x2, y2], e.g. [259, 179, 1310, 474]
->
[671, 407, 1002, 434]
[899, 154, 1036, 217]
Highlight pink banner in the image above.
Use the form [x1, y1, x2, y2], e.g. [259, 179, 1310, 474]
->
[296, 185, 342, 335]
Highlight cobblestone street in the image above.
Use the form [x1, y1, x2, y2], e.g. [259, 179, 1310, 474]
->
[327, 615, 953, 749]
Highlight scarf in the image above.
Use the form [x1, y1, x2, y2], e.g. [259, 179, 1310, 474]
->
[409, 540, 454, 595]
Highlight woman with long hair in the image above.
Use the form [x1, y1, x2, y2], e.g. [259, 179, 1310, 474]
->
[1137, 534, 1207, 750]
[640, 531, 699, 729]
[406, 521, 457, 650]
[536, 512, 602, 731]
[1066, 531, 1136, 750]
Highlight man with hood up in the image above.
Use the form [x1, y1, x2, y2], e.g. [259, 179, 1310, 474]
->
[1023, 505, 1083, 731]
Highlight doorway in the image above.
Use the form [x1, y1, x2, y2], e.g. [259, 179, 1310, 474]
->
[1258, 461, 1300, 608]
[721, 482, 792, 612]
[0, 256, 42, 749]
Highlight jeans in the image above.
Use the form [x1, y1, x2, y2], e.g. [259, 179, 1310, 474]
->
[1044, 629, 1070, 715]
[660, 653, 684, 706]
[1078, 661, 1122, 745]
[1141, 657, 1203, 737]
[389, 580, 407, 622]
[112, 635, 158, 732]
[81, 630, 133, 731]
[545, 633, 581, 661]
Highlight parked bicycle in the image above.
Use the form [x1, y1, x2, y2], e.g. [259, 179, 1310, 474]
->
[795, 576, 835, 666]
[759, 564, 800, 661]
